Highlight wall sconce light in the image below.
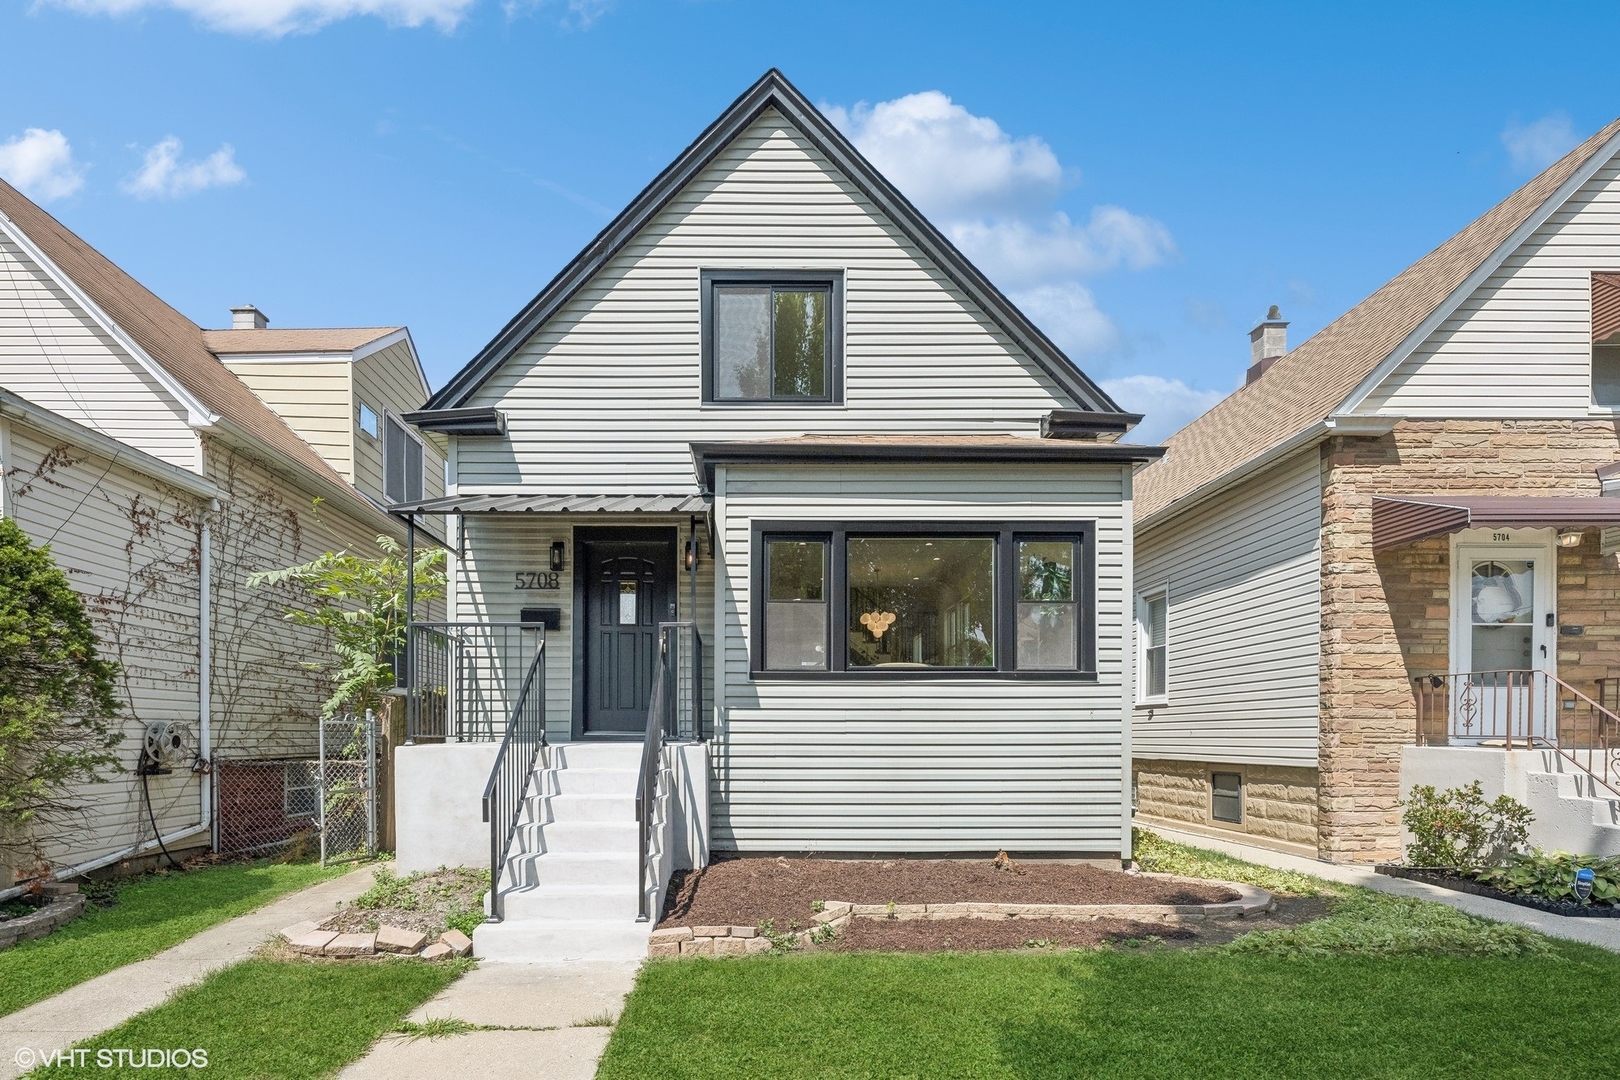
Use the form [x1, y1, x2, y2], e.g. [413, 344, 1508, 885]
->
[684, 538, 699, 571]
[550, 541, 566, 572]
[1557, 529, 1584, 549]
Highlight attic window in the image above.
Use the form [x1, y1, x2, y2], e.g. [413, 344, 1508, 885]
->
[1592, 273, 1620, 408]
[702, 271, 842, 404]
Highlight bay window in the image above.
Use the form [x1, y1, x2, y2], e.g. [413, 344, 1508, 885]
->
[753, 522, 1094, 678]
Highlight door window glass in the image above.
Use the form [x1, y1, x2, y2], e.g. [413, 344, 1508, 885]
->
[1471, 559, 1533, 675]
[619, 581, 638, 625]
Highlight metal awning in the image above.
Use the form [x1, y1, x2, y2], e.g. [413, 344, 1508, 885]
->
[388, 492, 712, 515]
[1371, 495, 1620, 551]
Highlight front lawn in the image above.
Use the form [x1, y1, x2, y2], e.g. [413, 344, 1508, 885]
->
[0, 858, 349, 1017]
[31, 957, 469, 1079]
[599, 942, 1620, 1079]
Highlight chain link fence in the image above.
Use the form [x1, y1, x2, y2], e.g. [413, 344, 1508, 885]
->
[213, 712, 381, 864]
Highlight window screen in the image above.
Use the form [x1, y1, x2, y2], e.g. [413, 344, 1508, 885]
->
[763, 538, 828, 670]
[705, 274, 839, 403]
[1142, 591, 1167, 698]
[384, 416, 423, 504]
[1211, 772, 1242, 823]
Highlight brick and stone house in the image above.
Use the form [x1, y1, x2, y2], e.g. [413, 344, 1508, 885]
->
[1131, 119, 1620, 863]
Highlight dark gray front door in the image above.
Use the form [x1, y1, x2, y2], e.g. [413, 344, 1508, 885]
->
[582, 540, 676, 735]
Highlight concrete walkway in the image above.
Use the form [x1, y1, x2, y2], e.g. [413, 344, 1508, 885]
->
[339, 961, 641, 1080]
[1146, 823, 1620, 953]
[0, 865, 377, 1080]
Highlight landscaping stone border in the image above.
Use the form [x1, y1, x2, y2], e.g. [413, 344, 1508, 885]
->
[649, 876, 1275, 957]
[278, 920, 471, 959]
[0, 884, 86, 951]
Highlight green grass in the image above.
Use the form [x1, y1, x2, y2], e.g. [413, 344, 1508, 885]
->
[31, 957, 469, 1079]
[0, 859, 349, 1017]
[598, 943, 1620, 1079]
[1132, 826, 1340, 897]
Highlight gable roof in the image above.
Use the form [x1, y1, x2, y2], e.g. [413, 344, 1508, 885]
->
[0, 176, 387, 516]
[1135, 117, 1620, 524]
[425, 69, 1122, 415]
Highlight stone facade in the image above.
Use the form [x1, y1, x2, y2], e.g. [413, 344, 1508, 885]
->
[1133, 759, 1319, 853]
[1318, 418, 1620, 862]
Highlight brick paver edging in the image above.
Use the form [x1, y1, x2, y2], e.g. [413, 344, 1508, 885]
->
[648, 876, 1275, 957]
[0, 886, 86, 951]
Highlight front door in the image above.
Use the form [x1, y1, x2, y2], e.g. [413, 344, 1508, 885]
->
[581, 537, 676, 735]
[1452, 534, 1555, 742]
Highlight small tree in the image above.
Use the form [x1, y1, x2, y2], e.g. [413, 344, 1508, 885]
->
[249, 535, 445, 718]
[0, 517, 123, 864]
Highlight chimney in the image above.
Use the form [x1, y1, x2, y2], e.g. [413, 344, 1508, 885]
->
[230, 304, 268, 330]
[1246, 305, 1288, 384]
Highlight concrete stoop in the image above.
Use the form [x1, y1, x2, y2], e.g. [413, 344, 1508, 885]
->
[1402, 745, 1620, 857]
[474, 742, 675, 963]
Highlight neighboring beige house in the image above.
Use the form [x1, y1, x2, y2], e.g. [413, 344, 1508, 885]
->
[1132, 119, 1620, 863]
[0, 175, 441, 882]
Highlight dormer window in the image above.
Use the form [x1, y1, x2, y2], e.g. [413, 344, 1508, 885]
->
[702, 270, 842, 404]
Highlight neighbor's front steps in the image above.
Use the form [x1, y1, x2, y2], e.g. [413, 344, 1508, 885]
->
[1143, 823, 1620, 954]
[475, 742, 671, 963]
[0, 866, 378, 1080]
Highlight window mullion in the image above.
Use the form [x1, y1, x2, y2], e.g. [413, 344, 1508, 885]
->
[829, 529, 846, 672]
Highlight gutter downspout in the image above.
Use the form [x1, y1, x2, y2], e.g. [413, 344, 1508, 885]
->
[200, 499, 216, 850]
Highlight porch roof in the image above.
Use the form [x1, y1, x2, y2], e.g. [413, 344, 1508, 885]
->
[1371, 494, 1620, 551]
[388, 492, 712, 515]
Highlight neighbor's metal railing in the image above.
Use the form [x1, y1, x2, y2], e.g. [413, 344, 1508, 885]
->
[636, 621, 701, 921]
[1414, 669, 1620, 799]
[480, 639, 548, 922]
[405, 621, 545, 741]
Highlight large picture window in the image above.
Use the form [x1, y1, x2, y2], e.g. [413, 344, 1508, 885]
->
[702, 271, 842, 404]
[753, 523, 1094, 678]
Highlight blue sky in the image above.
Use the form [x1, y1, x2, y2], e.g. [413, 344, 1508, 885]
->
[1, 0, 1613, 441]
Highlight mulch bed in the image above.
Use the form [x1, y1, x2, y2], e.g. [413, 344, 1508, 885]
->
[1377, 866, 1620, 919]
[658, 855, 1239, 931]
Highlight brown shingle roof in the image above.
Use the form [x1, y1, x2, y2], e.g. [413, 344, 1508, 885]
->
[1135, 118, 1620, 524]
[203, 327, 401, 354]
[0, 176, 372, 502]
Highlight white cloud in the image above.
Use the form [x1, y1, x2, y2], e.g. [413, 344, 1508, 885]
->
[122, 137, 246, 199]
[501, 0, 611, 27]
[44, 0, 475, 35]
[1100, 374, 1227, 445]
[828, 89, 1171, 359]
[1502, 113, 1579, 174]
[0, 128, 86, 202]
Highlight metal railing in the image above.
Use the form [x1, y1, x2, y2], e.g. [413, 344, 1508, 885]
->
[636, 621, 700, 921]
[405, 621, 545, 741]
[480, 639, 548, 922]
[1414, 669, 1620, 798]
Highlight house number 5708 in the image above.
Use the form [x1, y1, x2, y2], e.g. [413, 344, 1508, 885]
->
[515, 572, 560, 590]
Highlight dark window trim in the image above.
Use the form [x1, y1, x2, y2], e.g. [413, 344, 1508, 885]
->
[700, 269, 845, 406]
[748, 519, 1096, 681]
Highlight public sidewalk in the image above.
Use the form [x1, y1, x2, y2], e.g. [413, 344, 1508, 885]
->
[0, 864, 377, 1080]
[339, 961, 641, 1080]
[1146, 822, 1620, 953]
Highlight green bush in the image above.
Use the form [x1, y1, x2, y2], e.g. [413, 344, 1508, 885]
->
[1477, 851, 1620, 906]
[1227, 889, 1554, 958]
[1401, 781, 1532, 869]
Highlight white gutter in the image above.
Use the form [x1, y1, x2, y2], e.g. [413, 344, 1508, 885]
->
[1138, 415, 1399, 532]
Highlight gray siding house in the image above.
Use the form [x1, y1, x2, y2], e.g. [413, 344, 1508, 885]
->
[392, 70, 1160, 961]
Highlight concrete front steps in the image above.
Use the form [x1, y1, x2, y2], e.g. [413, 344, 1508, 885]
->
[474, 741, 672, 963]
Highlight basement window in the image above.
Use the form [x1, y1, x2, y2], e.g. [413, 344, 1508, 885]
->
[1211, 772, 1243, 824]
[284, 762, 317, 819]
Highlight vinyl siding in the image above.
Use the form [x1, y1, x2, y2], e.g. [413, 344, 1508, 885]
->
[354, 340, 442, 503]
[458, 108, 1077, 493]
[218, 359, 354, 480]
[1362, 159, 1620, 416]
[0, 234, 198, 469]
[2, 418, 205, 868]
[455, 513, 714, 743]
[714, 462, 1129, 853]
[1132, 450, 1322, 767]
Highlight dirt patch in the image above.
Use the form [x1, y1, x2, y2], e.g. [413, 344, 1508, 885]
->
[659, 855, 1239, 931]
[320, 866, 487, 937]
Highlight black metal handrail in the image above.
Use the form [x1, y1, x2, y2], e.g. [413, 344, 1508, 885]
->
[480, 638, 547, 922]
[405, 621, 544, 741]
[636, 621, 698, 921]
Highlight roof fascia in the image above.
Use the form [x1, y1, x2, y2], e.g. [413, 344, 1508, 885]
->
[0, 210, 220, 430]
[1336, 128, 1620, 419]
[1137, 415, 1398, 532]
[0, 387, 224, 500]
[428, 69, 1120, 414]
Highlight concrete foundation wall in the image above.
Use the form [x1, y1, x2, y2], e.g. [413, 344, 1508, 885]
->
[1401, 746, 1620, 857]
[1134, 758, 1319, 855]
[394, 743, 501, 874]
